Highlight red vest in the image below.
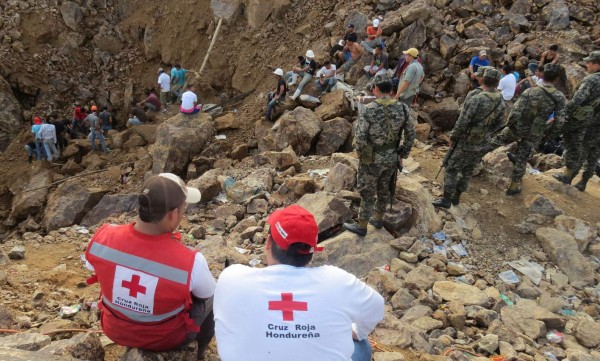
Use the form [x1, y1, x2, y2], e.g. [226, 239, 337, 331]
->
[85, 223, 199, 351]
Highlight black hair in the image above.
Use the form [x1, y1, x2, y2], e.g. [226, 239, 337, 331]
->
[324, 60, 331, 65]
[502, 63, 513, 73]
[297, 56, 305, 62]
[175, 64, 181, 68]
[102, 106, 108, 111]
[269, 233, 313, 267]
[549, 44, 558, 51]
[542, 70, 559, 82]
[138, 195, 177, 223]
[376, 81, 392, 94]
[483, 77, 500, 88]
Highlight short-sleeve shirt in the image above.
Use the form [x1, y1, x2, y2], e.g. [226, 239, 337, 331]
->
[319, 65, 337, 78]
[131, 106, 149, 123]
[374, 53, 388, 68]
[401, 60, 425, 99]
[99, 111, 112, 126]
[144, 93, 161, 110]
[181, 91, 198, 110]
[172, 68, 188, 86]
[366, 26, 381, 40]
[306, 59, 317, 76]
[469, 56, 490, 73]
[158, 73, 171, 92]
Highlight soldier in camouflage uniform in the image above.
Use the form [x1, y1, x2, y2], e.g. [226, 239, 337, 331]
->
[344, 74, 416, 236]
[463, 66, 492, 106]
[433, 68, 506, 208]
[498, 64, 567, 195]
[554, 51, 600, 191]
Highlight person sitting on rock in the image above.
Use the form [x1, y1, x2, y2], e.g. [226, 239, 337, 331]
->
[266, 68, 287, 121]
[337, 38, 364, 76]
[360, 18, 383, 54]
[285, 55, 306, 86]
[540, 44, 560, 66]
[467, 50, 490, 88]
[131, 101, 150, 123]
[84, 173, 215, 357]
[214, 204, 384, 361]
[127, 114, 144, 127]
[315, 61, 337, 94]
[180, 83, 202, 115]
[138, 90, 162, 112]
[289, 50, 317, 101]
[498, 63, 517, 103]
[332, 24, 358, 67]
[363, 44, 388, 78]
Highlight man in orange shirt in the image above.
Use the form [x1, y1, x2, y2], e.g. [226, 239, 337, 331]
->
[361, 18, 383, 54]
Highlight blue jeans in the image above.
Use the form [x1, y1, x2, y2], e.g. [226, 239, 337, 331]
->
[351, 339, 372, 361]
[265, 92, 280, 120]
[101, 125, 112, 132]
[315, 78, 337, 93]
[91, 129, 108, 152]
[43, 139, 60, 161]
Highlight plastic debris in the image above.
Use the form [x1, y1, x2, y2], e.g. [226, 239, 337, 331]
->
[528, 168, 541, 175]
[455, 276, 472, 285]
[215, 134, 227, 140]
[451, 244, 468, 257]
[220, 176, 264, 203]
[308, 169, 329, 177]
[72, 225, 89, 234]
[59, 304, 81, 318]
[546, 330, 564, 344]
[500, 293, 514, 306]
[249, 258, 261, 267]
[508, 258, 544, 285]
[234, 247, 249, 254]
[558, 308, 576, 316]
[544, 352, 559, 361]
[498, 270, 520, 284]
[433, 245, 447, 257]
[377, 264, 391, 272]
[432, 231, 447, 242]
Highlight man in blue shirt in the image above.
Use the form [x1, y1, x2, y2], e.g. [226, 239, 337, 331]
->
[171, 64, 189, 103]
[468, 50, 490, 88]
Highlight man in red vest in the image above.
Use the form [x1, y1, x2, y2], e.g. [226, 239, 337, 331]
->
[84, 173, 216, 356]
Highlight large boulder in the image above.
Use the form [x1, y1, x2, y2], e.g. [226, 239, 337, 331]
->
[481, 145, 513, 188]
[245, 0, 273, 27]
[81, 194, 139, 227]
[0, 77, 23, 152]
[43, 182, 108, 231]
[264, 107, 323, 155]
[315, 117, 352, 155]
[394, 20, 427, 57]
[10, 168, 54, 220]
[188, 169, 223, 203]
[324, 163, 356, 192]
[432, 281, 489, 306]
[535, 227, 595, 288]
[130, 124, 158, 144]
[312, 227, 398, 277]
[541, 0, 570, 30]
[395, 175, 442, 234]
[150, 113, 215, 175]
[381, 0, 433, 36]
[554, 215, 596, 252]
[315, 90, 351, 121]
[0, 348, 69, 361]
[40, 332, 104, 361]
[60, 1, 84, 31]
[259, 146, 300, 171]
[423, 98, 460, 130]
[296, 192, 353, 232]
[0, 332, 51, 351]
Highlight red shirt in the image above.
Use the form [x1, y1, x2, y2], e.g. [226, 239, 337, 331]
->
[366, 26, 381, 40]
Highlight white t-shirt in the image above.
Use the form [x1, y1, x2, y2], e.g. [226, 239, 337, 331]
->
[158, 73, 171, 92]
[497, 73, 516, 101]
[85, 252, 215, 298]
[214, 264, 384, 361]
[319, 65, 336, 79]
[181, 91, 198, 110]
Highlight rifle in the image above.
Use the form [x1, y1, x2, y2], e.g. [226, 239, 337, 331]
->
[435, 136, 459, 180]
[389, 158, 403, 211]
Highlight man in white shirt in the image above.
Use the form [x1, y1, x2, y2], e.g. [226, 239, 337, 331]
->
[157, 68, 172, 111]
[497, 63, 517, 101]
[214, 205, 384, 361]
[315, 61, 337, 94]
[180, 84, 202, 115]
[38, 118, 60, 161]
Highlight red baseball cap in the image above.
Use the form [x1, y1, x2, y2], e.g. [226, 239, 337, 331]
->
[267, 205, 323, 254]
[34, 117, 41, 124]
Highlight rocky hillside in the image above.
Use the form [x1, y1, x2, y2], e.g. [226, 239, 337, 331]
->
[0, 0, 599, 360]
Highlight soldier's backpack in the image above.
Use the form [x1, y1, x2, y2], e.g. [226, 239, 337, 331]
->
[529, 86, 560, 138]
[571, 73, 600, 123]
[465, 92, 503, 145]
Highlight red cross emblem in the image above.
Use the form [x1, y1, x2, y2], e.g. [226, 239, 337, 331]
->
[268, 293, 308, 321]
[121, 275, 147, 298]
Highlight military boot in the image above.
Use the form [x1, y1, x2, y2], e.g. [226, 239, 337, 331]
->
[506, 152, 517, 164]
[574, 178, 589, 192]
[369, 212, 384, 229]
[432, 192, 452, 209]
[451, 191, 462, 206]
[343, 219, 368, 236]
[506, 181, 522, 196]
[553, 168, 574, 185]
[28, 155, 33, 163]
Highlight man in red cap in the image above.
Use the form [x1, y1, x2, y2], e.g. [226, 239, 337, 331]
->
[214, 204, 384, 361]
[31, 116, 45, 161]
[84, 173, 216, 356]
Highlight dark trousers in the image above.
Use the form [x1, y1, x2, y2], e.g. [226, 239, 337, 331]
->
[185, 296, 214, 357]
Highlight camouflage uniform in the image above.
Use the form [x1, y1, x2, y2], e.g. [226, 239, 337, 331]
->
[354, 95, 415, 222]
[442, 69, 506, 201]
[503, 73, 566, 184]
[558, 55, 600, 187]
[462, 66, 491, 107]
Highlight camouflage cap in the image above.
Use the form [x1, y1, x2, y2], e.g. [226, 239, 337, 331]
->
[582, 51, 600, 63]
[372, 74, 392, 85]
[543, 63, 561, 73]
[483, 68, 502, 81]
[475, 66, 492, 77]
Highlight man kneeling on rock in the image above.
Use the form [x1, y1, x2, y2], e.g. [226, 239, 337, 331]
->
[343, 74, 415, 236]
[214, 205, 384, 361]
[84, 173, 216, 356]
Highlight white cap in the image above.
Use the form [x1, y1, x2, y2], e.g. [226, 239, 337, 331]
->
[157, 173, 202, 204]
[306, 50, 315, 58]
[338, 40, 345, 46]
[273, 68, 284, 76]
[373, 19, 380, 27]
[479, 50, 487, 56]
